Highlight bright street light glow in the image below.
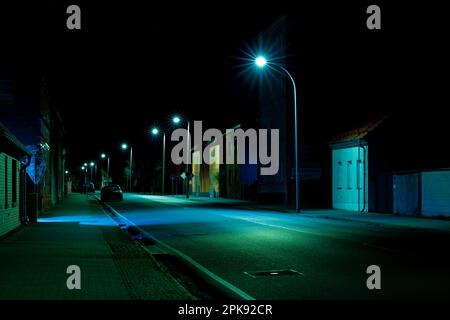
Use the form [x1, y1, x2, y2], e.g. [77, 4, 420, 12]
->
[84, 163, 87, 166]
[90, 162, 95, 167]
[172, 116, 181, 124]
[81, 166, 85, 170]
[255, 56, 267, 67]
[65, 170, 69, 174]
[151, 128, 159, 135]
[101, 153, 106, 159]
[121, 143, 128, 150]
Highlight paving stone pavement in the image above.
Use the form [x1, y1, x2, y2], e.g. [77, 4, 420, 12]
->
[0, 193, 195, 300]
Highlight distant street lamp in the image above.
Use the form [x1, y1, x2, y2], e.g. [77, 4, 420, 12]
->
[173, 115, 190, 199]
[151, 127, 166, 195]
[255, 55, 301, 212]
[172, 116, 181, 124]
[90, 161, 95, 186]
[81, 165, 88, 193]
[100, 153, 110, 179]
[121, 143, 133, 192]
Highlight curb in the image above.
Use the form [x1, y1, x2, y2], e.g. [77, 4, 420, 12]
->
[94, 196, 255, 300]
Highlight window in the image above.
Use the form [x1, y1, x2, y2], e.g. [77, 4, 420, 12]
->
[4, 156, 8, 209]
[347, 160, 352, 189]
[12, 159, 17, 205]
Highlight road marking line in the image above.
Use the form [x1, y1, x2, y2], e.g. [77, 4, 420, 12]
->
[217, 214, 407, 255]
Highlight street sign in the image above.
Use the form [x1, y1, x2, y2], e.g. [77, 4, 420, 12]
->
[180, 172, 193, 180]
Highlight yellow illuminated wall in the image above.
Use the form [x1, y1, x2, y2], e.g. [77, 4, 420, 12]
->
[191, 150, 212, 194]
[209, 145, 220, 194]
[192, 151, 201, 194]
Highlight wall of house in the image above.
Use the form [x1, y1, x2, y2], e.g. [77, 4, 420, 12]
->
[0, 76, 66, 213]
[192, 151, 201, 196]
[0, 153, 21, 237]
[366, 127, 393, 214]
[422, 170, 450, 217]
[240, 163, 258, 200]
[209, 145, 220, 197]
[332, 146, 368, 211]
[191, 151, 212, 196]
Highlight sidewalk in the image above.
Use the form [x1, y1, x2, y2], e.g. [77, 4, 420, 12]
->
[298, 209, 450, 233]
[164, 194, 450, 233]
[0, 193, 194, 300]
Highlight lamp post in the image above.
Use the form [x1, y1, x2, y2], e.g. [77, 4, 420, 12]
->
[151, 127, 166, 195]
[255, 56, 300, 213]
[81, 165, 87, 194]
[100, 153, 110, 179]
[90, 161, 95, 188]
[173, 116, 190, 199]
[121, 143, 132, 192]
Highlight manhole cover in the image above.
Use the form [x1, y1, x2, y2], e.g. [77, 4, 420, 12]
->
[244, 269, 304, 278]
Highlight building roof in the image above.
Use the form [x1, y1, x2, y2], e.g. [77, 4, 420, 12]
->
[0, 121, 31, 156]
[329, 113, 390, 145]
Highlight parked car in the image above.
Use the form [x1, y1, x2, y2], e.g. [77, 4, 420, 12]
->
[73, 183, 84, 193]
[73, 182, 95, 193]
[101, 184, 123, 201]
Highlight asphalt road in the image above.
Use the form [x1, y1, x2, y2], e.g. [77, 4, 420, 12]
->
[105, 193, 450, 299]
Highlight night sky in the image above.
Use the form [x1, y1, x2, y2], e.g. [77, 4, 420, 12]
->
[1, 1, 449, 177]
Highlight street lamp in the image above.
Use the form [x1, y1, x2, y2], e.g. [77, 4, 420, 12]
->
[255, 55, 301, 213]
[173, 115, 190, 199]
[151, 127, 166, 195]
[121, 143, 133, 192]
[81, 165, 88, 193]
[89, 161, 95, 187]
[172, 116, 181, 124]
[255, 56, 267, 67]
[100, 153, 110, 180]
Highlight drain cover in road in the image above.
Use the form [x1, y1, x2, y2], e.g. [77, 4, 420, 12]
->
[244, 269, 304, 278]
